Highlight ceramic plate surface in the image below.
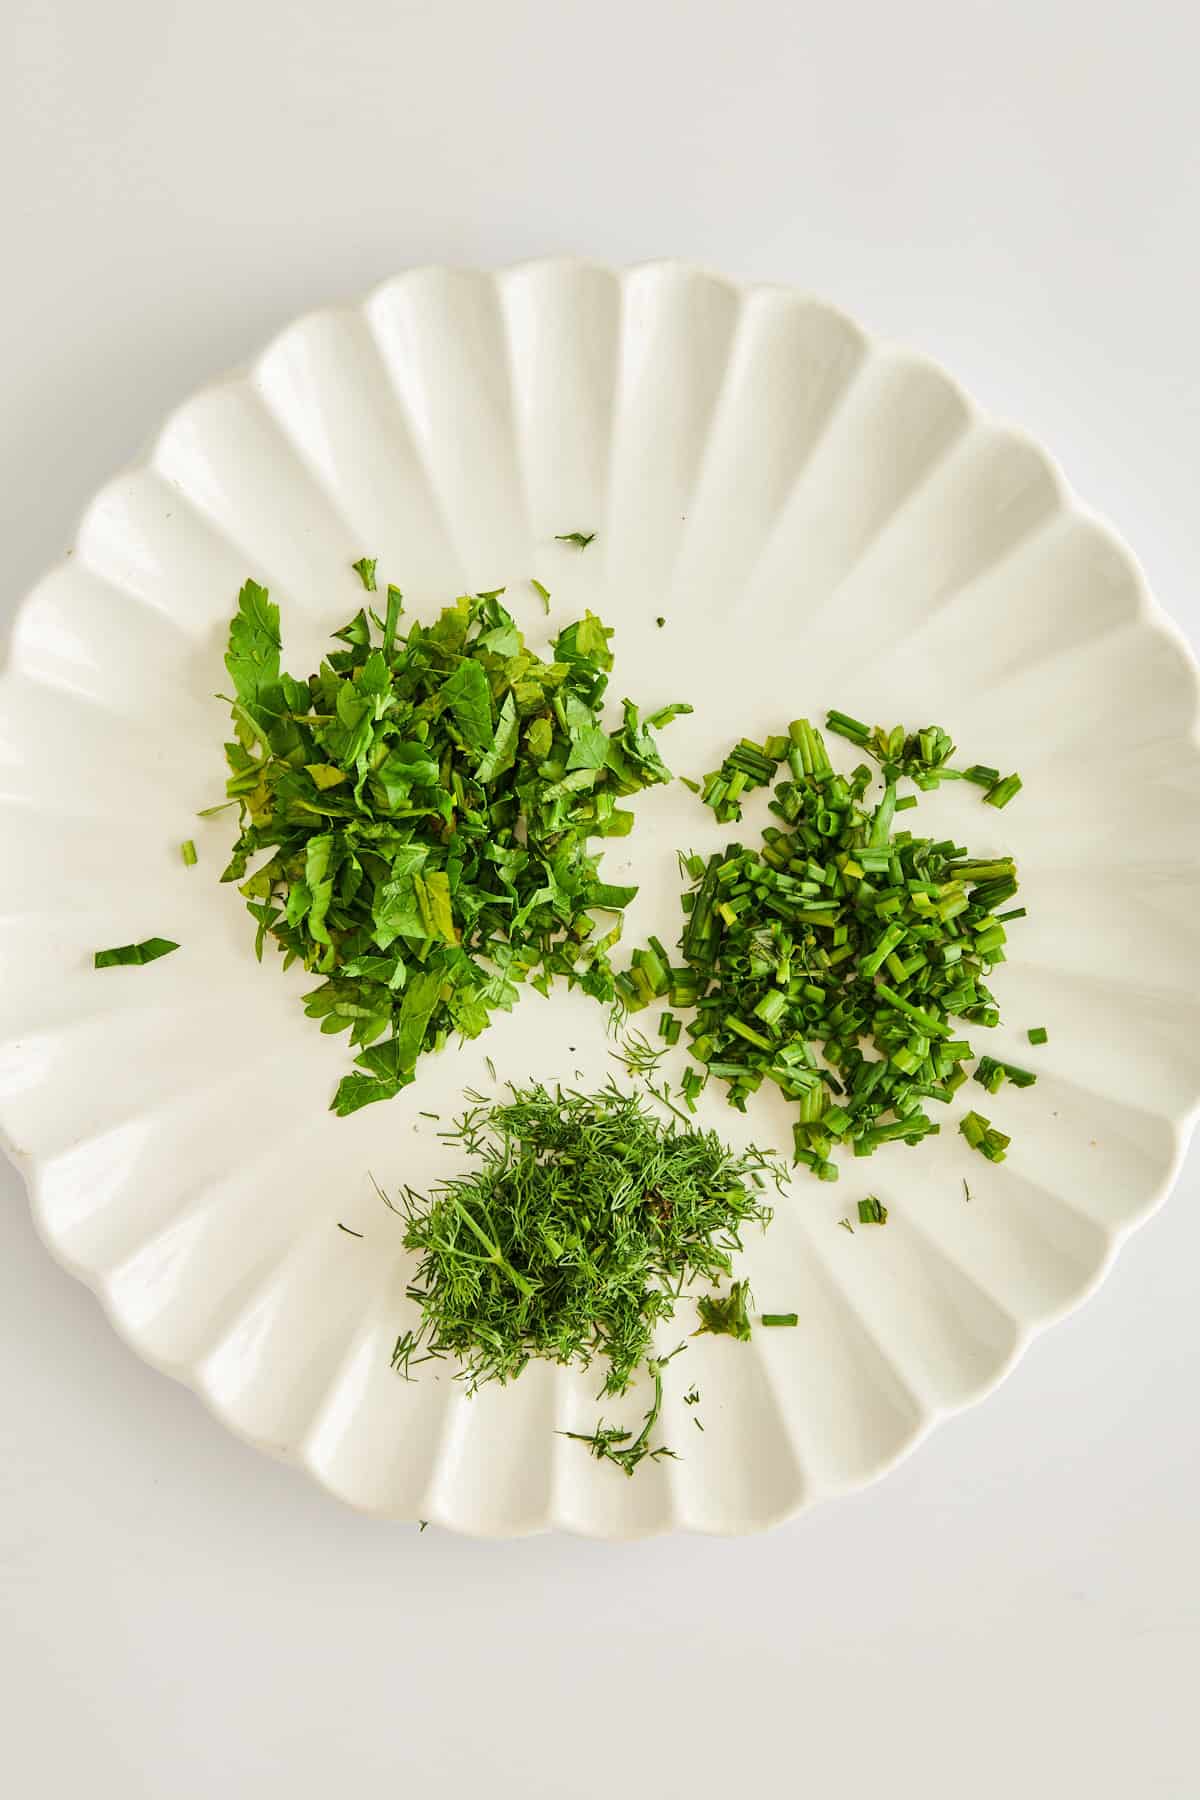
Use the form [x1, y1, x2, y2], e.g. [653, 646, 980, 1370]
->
[3, 260, 1198, 1537]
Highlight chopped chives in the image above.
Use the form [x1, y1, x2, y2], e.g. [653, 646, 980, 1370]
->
[857, 1196, 888, 1224]
[760, 1312, 798, 1327]
[180, 839, 198, 867]
[624, 711, 1029, 1180]
[1027, 1025, 1048, 1045]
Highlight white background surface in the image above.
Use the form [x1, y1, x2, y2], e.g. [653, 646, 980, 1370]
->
[2, 3, 1197, 1794]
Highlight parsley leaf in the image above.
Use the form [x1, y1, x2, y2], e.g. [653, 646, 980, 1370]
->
[94, 937, 180, 968]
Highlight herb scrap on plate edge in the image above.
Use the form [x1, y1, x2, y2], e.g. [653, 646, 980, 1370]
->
[216, 571, 689, 1115]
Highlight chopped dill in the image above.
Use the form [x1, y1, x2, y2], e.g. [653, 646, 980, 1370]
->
[610, 1028, 668, 1077]
[562, 1347, 684, 1476]
[389, 1081, 779, 1470]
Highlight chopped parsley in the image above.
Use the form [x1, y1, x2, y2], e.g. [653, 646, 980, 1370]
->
[216, 571, 688, 1114]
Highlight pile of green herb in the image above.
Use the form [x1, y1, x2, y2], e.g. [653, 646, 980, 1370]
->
[619, 715, 1031, 1174]
[695, 709, 1022, 824]
[392, 1081, 780, 1471]
[216, 571, 689, 1114]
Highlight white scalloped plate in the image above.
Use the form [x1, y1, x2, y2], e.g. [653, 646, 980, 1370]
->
[3, 260, 1198, 1537]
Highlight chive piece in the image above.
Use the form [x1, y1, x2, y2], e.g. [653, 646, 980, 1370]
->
[555, 530, 596, 548]
[857, 1196, 888, 1224]
[351, 556, 377, 591]
[180, 839, 198, 867]
[984, 773, 1022, 809]
[959, 1109, 1010, 1161]
[530, 577, 551, 612]
[1027, 1025, 1048, 1045]
[895, 794, 918, 811]
[760, 1313, 798, 1327]
[94, 937, 180, 969]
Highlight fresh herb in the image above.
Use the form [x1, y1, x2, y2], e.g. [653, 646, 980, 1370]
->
[351, 556, 377, 591]
[684, 1384, 701, 1405]
[695, 1278, 753, 1342]
[838, 1217, 855, 1233]
[390, 1082, 778, 1469]
[530, 577, 551, 613]
[180, 839, 198, 867]
[656, 616, 666, 629]
[984, 773, 1022, 810]
[555, 531, 596, 549]
[418, 1519, 429, 1531]
[959, 1109, 1010, 1162]
[973, 1056, 1036, 1094]
[823, 712, 1021, 811]
[621, 715, 1027, 1177]
[562, 1348, 683, 1476]
[485, 1055, 497, 1082]
[215, 574, 687, 1114]
[1027, 1025, 1048, 1046]
[94, 937, 179, 969]
[337, 1222, 364, 1237]
[857, 1196, 887, 1225]
[760, 1312, 798, 1327]
[611, 1028, 667, 1077]
[963, 1177, 972, 1202]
